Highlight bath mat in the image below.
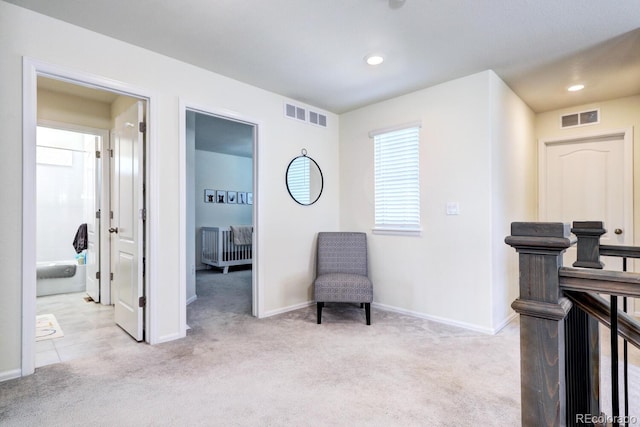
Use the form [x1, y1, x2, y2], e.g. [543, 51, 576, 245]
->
[36, 314, 64, 341]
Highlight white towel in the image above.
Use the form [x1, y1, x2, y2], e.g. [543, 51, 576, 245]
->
[231, 226, 252, 245]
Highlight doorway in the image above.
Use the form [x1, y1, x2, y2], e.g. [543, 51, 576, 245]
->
[182, 105, 259, 322]
[35, 124, 110, 366]
[23, 60, 154, 376]
[539, 128, 637, 316]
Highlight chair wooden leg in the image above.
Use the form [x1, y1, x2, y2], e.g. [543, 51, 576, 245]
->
[317, 302, 324, 324]
[365, 303, 371, 325]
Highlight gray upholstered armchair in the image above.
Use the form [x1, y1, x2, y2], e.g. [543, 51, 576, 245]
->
[314, 232, 373, 325]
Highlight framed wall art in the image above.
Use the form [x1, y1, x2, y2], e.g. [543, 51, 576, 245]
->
[204, 189, 215, 203]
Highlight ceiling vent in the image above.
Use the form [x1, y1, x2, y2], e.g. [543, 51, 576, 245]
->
[561, 109, 599, 128]
[284, 102, 327, 128]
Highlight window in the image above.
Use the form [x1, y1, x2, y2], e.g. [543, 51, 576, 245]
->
[370, 123, 421, 235]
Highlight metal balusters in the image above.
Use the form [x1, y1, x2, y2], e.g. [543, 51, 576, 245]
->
[610, 295, 620, 426]
[622, 257, 629, 427]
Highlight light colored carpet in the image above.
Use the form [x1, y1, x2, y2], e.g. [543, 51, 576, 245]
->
[0, 268, 636, 426]
[35, 313, 64, 341]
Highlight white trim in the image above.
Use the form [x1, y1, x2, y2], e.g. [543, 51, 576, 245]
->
[493, 312, 518, 334]
[154, 332, 184, 344]
[262, 301, 314, 318]
[372, 302, 500, 335]
[0, 369, 22, 383]
[178, 100, 189, 339]
[22, 57, 159, 377]
[372, 226, 422, 237]
[368, 120, 422, 138]
[178, 100, 263, 326]
[22, 57, 38, 377]
[145, 93, 159, 345]
[275, 300, 517, 334]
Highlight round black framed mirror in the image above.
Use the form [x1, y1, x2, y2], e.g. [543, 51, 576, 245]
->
[286, 149, 324, 205]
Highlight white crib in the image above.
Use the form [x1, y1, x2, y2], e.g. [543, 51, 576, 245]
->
[201, 226, 252, 274]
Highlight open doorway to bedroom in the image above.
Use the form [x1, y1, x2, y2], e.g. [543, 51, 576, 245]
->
[184, 108, 257, 324]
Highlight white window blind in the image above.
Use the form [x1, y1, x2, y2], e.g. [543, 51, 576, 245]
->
[372, 125, 420, 234]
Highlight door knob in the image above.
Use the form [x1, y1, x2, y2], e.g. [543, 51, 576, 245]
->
[109, 227, 119, 234]
[614, 228, 623, 235]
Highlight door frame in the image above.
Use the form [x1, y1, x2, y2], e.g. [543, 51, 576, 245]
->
[178, 99, 262, 330]
[538, 128, 633, 239]
[22, 57, 157, 376]
[35, 120, 111, 304]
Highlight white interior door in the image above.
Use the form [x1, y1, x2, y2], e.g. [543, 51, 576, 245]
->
[540, 131, 637, 315]
[112, 101, 145, 341]
[84, 135, 100, 301]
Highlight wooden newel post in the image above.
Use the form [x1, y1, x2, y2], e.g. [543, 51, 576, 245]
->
[571, 221, 606, 269]
[505, 222, 575, 427]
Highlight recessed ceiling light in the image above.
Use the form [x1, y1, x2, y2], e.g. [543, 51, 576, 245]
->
[568, 84, 585, 92]
[365, 55, 384, 66]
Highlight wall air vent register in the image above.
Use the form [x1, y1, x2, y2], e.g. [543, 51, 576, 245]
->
[561, 109, 599, 128]
[284, 102, 327, 128]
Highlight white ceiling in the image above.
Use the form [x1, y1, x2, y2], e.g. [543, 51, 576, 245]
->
[191, 111, 254, 158]
[15, 0, 640, 115]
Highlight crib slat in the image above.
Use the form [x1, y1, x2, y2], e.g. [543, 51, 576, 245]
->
[201, 226, 252, 273]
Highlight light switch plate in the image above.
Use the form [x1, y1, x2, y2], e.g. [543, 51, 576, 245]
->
[446, 202, 460, 215]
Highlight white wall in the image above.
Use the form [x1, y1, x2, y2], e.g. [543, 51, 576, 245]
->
[36, 142, 88, 262]
[339, 70, 536, 332]
[38, 88, 112, 129]
[195, 150, 253, 270]
[489, 72, 537, 328]
[0, 1, 339, 379]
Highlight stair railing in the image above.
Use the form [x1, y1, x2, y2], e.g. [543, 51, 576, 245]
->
[505, 222, 640, 427]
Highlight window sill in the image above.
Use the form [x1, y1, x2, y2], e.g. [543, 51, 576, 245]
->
[372, 226, 422, 237]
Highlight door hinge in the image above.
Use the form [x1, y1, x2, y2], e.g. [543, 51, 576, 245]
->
[96, 271, 100, 280]
[139, 122, 147, 133]
[110, 211, 114, 220]
[96, 150, 101, 158]
[140, 208, 147, 221]
[110, 272, 114, 281]
[139, 296, 146, 308]
[96, 210, 101, 219]
[110, 149, 114, 158]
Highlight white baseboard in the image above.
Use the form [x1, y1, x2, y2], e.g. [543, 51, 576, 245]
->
[186, 294, 197, 305]
[259, 300, 517, 335]
[492, 312, 518, 334]
[373, 302, 504, 335]
[0, 368, 22, 382]
[261, 301, 314, 318]
[154, 331, 185, 345]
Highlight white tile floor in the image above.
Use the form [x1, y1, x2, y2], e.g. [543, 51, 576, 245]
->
[36, 292, 137, 368]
